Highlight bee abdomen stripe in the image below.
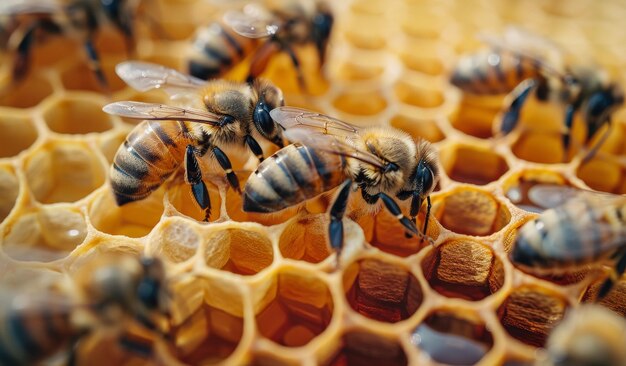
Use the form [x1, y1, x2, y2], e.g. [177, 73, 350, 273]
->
[124, 140, 160, 165]
[220, 26, 245, 57]
[202, 45, 232, 66]
[308, 148, 335, 189]
[149, 121, 177, 147]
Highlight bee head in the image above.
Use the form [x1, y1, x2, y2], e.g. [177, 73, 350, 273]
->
[405, 140, 439, 218]
[252, 79, 286, 147]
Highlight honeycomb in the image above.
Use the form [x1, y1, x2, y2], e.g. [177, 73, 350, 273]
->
[0, 0, 625, 365]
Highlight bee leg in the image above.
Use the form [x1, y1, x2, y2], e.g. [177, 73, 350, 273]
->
[421, 196, 432, 241]
[562, 103, 576, 160]
[597, 249, 626, 300]
[11, 22, 39, 82]
[212, 146, 241, 194]
[377, 193, 421, 238]
[245, 135, 265, 162]
[185, 145, 211, 221]
[101, 0, 135, 55]
[83, 40, 109, 91]
[281, 44, 308, 93]
[328, 179, 353, 266]
[246, 41, 280, 84]
[582, 116, 612, 163]
[499, 79, 537, 135]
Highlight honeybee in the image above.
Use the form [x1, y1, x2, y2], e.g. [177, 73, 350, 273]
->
[243, 106, 440, 257]
[103, 61, 285, 221]
[451, 27, 624, 161]
[538, 305, 626, 366]
[0, 0, 140, 88]
[0, 254, 172, 365]
[188, 0, 333, 90]
[510, 184, 626, 299]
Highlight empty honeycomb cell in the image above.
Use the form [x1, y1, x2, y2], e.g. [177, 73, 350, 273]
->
[344, 258, 422, 323]
[395, 80, 445, 109]
[279, 215, 332, 264]
[42, 94, 113, 134]
[333, 91, 388, 116]
[173, 281, 244, 364]
[98, 130, 128, 163]
[256, 270, 333, 347]
[512, 132, 566, 164]
[61, 56, 126, 93]
[450, 96, 504, 139]
[24, 140, 106, 204]
[389, 115, 446, 143]
[576, 157, 623, 193]
[2, 207, 87, 262]
[0, 113, 39, 158]
[0, 166, 19, 224]
[421, 240, 505, 301]
[167, 179, 222, 222]
[498, 285, 569, 347]
[343, 20, 388, 50]
[325, 331, 408, 366]
[502, 170, 570, 213]
[203, 228, 273, 275]
[0, 73, 54, 108]
[370, 204, 439, 258]
[400, 7, 446, 40]
[398, 40, 448, 76]
[411, 311, 494, 365]
[434, 188, 511, 236]
[89, 188, 164, 238]
[336, 60, 385, 82]
[439, 143, 509, 185]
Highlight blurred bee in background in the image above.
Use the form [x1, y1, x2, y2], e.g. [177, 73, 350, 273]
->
[188, 0, 333, 91]
[0, 0, 141, 89]
[451, 27, 624, 161]
[0, 254, 172, 365]
[103, 61, 285, 221]
[538, 305, 626, 366]
[510, 184, 626, 299]
[243, 107, 440, 260]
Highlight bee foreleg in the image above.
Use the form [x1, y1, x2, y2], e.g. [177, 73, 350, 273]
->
[281, 43, 308, 93]
[597, 249, 626, 301]
[328, 179, 353, 263]
[212, 146, 241, 194]
[582, 115, 612, 163]
[244, 135, 265, 162]
[377, 193, 421, 238]
[185, 145, 211, 221]
[83, 40, 109, 91]
[11, 22, 39, 82]
[422, 196, 432, 239]
[246, 41, 280, 84]
[498, 78, 537, 135]
[562, 103, 576, 154]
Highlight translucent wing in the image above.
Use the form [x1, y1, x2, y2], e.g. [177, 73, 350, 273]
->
[0, 0, 60, 14]
[478, 26, 568, 81]
[223, 4, 280, 38]
[115, 61, 206, 99]
[528, 184, 626, 209]
[270, 107, 387, 169]
[103, 101, 221, 125]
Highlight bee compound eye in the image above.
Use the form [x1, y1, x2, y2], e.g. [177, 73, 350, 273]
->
[254, 101, 275, 137]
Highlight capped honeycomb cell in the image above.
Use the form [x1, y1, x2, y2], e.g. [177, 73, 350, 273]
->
[2, 206, 87, 262]
[498, 285, 569, 347]
[0, 166, 19, 223]
[433, 188, 511, 236]
[389, 115, 445, 143]
[325, 331, 408, 366]
[344, 258, 422, 323]
[0, 73, 54, 108]
[439, 143, 509, 185]
[151, 218, 200, 263]
[411, 311, 494, 365]
[0, 113, 39, 158]
[173, 278, 244, 364]
[421, 240, 505, 301]
[24, 140, 106, 204]
[89, 188, 164, 238]
[42, 94, 113, 134]
[256, 270, 333, 347]
[333, 91, 388, 116]
[576, 157, 623, 194]
[203, 228, 273, 275]
[279, 215, 332, 264]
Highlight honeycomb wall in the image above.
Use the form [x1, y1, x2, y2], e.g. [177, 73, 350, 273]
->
[0, 0, 625, 365]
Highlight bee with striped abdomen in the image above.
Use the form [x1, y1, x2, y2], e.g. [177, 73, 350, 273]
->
[243, 106, 440, 260]
[103, 61, 285, 221]
[451, 27, 623, 161]
[538, 305, 626, 366]
[188, 0, 333, 90]
[510, 184, 626, 299]
[0, 254, 172, 365]
[0, 0, 141, 89]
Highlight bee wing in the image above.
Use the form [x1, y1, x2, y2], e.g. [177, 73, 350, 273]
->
[223, 4, 280, 38]
[0, 0, 60, 14]
[103, 101, 222, 126]
[478, 26, 568, 80]
[115, 61, 206, 99]
[270, 107, 387, 169]
[528, 184, 626, 209]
